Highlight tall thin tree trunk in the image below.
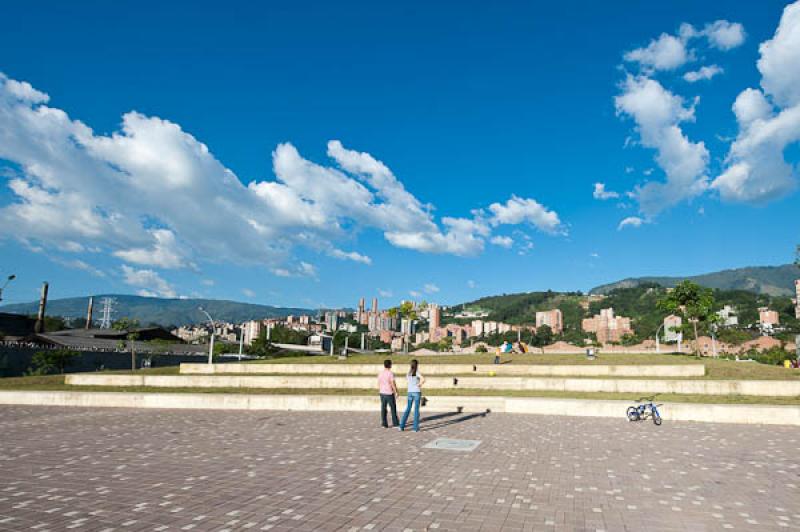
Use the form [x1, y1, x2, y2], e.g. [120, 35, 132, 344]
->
[693, 321, 700, 358]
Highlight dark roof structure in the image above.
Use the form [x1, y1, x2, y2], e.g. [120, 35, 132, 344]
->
[0, 312, 37, 337]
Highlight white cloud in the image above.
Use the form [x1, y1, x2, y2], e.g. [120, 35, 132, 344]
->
[625, 20, 744, 73]
[328, 248, 372, 265]
[490, 235, 513, 248]
[201, 279, 214, 286]
[712, 1, 800, 204]
[121, 265, 177, 298]
[466, 280, 476, 289]
[242, 288, 256, 298]
[0, 72, 565, 276]
[590, 252, 600, 258]
[488, 195, 563, 234]
[683, 65, 723, 83]
[377, 289, 393, 297]
[409, 290, 422, 298]
[703, 20, 746, 51]
[51, 257, 106, 278]
[592, 182, 620, 200]
[617, 216, 645, 230]
[615, 75, 709, 217]
[423, 283, 440, 294]
[624, 33, 689, 71]
[113, 229, 187, 269]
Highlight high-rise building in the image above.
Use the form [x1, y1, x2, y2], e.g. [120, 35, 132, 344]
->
[372, 298, 378, 313]
[795, 280, 800, 319]
[582, 307, 633, 344]
[243, 320, 263, 346]
[758, 307, 779, 329]
[325, 311, 339, 332]
[429, 303, 441, 330]
[535, 309, 563, 334]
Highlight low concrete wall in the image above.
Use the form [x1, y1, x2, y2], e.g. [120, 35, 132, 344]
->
[180, 363, 706, 378]
[66, 373, 800, 397]
[2, 391, 799, 426]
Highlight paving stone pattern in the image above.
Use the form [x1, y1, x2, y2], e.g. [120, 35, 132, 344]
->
[1, 406, 798, 531]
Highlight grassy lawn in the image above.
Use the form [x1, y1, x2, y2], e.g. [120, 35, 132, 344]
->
[253, 353, 704, 365]
[0, 375, 798, 405]
[249, 353, 800, 380]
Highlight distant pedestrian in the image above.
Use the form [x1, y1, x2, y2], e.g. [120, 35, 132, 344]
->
[399, 359, 425, 432]
[378, 359, 399, 428]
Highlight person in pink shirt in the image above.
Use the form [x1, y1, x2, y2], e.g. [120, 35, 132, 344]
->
[378, 359, 399, 428]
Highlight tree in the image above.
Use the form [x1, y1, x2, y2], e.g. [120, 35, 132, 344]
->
[657, 281, 717, 357]
[113, 318, 140, 371]
[531, 325, 553, 349]
[27, 349, 79, 375]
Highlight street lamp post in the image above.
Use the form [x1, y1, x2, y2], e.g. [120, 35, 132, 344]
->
[198, 307, 215, 365]
[0, 274, 16, 303]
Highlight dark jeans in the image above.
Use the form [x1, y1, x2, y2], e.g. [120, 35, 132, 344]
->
[380, 394, 399, 427]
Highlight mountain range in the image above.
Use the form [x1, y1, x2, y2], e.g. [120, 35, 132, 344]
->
[2, 264, 797, 328]
[589, 264, 799, 297]
[0, 294, 314, 327]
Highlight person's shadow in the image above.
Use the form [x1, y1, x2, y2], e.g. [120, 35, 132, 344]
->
[421, 409, 490, 431]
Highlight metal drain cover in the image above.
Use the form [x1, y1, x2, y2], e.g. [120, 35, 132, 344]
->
[423, 438, 482, 452]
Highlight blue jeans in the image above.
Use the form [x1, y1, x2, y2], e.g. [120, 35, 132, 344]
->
[400, 392, 421, 431]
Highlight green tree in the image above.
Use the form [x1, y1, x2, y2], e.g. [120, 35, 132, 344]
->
[27, 349, 79, 375]
[657, 281, 717, 357]
[113, 318, 140, 371]
[532, 325, 553, 348]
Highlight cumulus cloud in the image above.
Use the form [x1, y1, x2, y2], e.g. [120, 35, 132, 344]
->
[593, 183, 620, 200]
[466, 280, 476, 289]
[488, 196, 563, 234]
[625, 19, 745, 73]
[624, 33, 689, 71]
[703, 20, 746, 51]
[615, 75, 709, 217]
[683, 65, 723, 83]
[121, 265, 177, 298]
[712, 1, 800, 203]
[490, 235, 513, 248]
[242, 288, 256, 298]
[377, 289, 393, 297]
[0, 72, 566, 279]
[617, 216, 645, 230]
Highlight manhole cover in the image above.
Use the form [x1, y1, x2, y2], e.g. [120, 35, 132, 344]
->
[423, 438, 482, 452]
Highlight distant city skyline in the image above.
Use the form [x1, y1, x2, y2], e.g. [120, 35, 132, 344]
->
[1, 1, 799, 309]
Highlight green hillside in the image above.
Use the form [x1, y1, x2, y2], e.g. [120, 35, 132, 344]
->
[590, 264, 798, 296]
[451, 283, 799, 345]
[0, 294, 314, 328]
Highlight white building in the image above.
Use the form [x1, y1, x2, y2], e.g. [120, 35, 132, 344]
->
[716, 305, 738, 327]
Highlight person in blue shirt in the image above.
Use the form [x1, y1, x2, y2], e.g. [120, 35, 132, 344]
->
[399, 359, 425, 432]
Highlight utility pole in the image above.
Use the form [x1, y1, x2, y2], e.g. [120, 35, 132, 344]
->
[198, 307, 215, 365]
[34, 281, 48, 334]
[238, 326, 244, 361]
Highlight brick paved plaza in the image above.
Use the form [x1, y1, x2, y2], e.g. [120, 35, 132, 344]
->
[1, 405, 798, 531]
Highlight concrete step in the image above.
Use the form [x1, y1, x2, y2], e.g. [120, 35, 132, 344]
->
[180, 362, 706, 378]
[2, 390, 799, 425]
[65, 373, 800, 397]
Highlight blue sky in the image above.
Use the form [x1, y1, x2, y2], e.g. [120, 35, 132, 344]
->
[0, 0, 798, 310]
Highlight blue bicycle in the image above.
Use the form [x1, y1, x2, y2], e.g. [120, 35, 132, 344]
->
[626, 395, 662, 425]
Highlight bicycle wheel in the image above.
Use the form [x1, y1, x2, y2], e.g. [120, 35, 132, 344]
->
[626, 406, 639, 422]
